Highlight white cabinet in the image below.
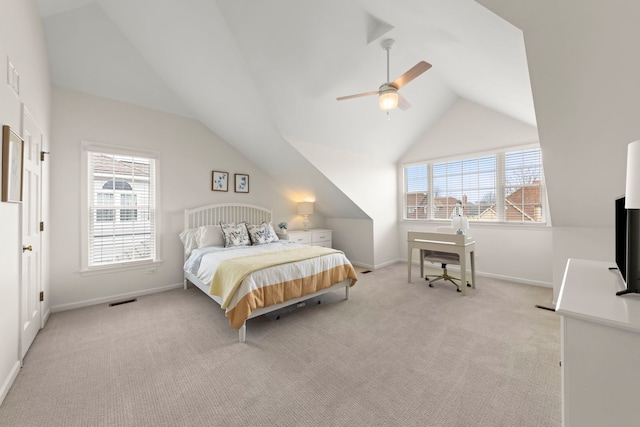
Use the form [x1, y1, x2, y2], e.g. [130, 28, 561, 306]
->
[277, 229, 332, 248]
[556, 258, 640, 427]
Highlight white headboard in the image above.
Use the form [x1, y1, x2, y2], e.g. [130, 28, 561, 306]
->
[184, 203, 272, 229]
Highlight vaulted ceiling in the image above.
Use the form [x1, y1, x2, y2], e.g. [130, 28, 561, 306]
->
[35, 0, 534, 219]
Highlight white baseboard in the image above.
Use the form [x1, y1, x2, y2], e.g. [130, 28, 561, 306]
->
[375, 258, 405, 269]
[50, 283, 183, 313]
[475, 271, 553, 288]
[351, 261, 374, 270]
[410, 260, 553, 288]
[0, 360, 21, 406]
[41, 307, 51, 328]
[351, 258, 405, 271]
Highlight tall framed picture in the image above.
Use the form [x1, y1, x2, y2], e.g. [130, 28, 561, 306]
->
[2, 125, 24, 203]
[234, 173, 249, 193]
[212, 171, 228, 192]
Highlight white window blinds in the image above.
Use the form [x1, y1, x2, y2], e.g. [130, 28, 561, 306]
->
[87, 150, 157, 267]
[403, 147, 546, 224]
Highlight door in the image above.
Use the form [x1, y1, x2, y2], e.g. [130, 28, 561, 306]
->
[20, 107, 43, 359]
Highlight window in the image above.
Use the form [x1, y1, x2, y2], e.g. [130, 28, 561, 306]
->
[81, 142, 160, 271]
[402, 147, 547, 224]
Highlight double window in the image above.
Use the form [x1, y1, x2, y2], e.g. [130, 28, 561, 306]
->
[403, 146, 547, 224]
[81, 142, 160, 271]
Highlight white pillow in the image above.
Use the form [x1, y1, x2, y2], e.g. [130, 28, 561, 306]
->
[219, 222, 251, 248]
[198, 225, 225, 248]
[179, 228, 200, 257]
[267, 223, 279, 241]
[247, 222, 277, 245]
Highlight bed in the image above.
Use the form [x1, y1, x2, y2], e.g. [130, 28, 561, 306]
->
[181, 203, 358, 342]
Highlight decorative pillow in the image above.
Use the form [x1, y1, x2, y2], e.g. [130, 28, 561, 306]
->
[267, 223, 279, 242]
[179, 228, 200, 257]
[197, 225, 225, 248]
[219, 222, 251, 248]
[247, 222, 277, 245]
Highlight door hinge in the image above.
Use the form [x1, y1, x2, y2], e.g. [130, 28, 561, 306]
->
[39, 291, 44, 302]
[40, 221, 44, 232]
[40, 151, 50, 162]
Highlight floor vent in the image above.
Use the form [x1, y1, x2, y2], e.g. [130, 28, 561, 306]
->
[361, 270, 372, 274]
[109, 298, 137, 307]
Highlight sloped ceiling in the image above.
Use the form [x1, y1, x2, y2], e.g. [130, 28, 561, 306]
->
[35, 0, 534, 219]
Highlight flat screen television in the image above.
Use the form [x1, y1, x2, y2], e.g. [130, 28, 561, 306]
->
[615, 195, 640, 295]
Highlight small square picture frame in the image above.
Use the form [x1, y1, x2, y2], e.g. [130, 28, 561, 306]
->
[234, 173, 249, 193]
[212, 171, 228, 192]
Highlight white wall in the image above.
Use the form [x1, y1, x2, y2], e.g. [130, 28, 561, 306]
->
[398, 98, 552, 286]
[0, 0, 51, 405]
[477, 0, 640, 301]
[49, 87, 294, 310]
[400, 98, 540, 162]
[290, 139, 396, 268]
[327, 218, 374, 268]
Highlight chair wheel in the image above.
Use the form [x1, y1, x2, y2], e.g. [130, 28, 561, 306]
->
[429, 283, 434, 288]
[467, 282, 471, 287]
[456, 288, 462, 292]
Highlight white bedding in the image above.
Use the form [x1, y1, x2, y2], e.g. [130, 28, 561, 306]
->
[184, 240, 297, 284]
[184, 240, 357, 330]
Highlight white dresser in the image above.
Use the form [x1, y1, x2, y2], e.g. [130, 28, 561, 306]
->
[556, 258, 640, 427]
[277, 229, 332, 248]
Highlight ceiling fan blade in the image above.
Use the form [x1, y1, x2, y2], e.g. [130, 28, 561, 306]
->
[391, 61, 432, 90]
[398, 94, 411, 111]
[336, 91, 379, 101]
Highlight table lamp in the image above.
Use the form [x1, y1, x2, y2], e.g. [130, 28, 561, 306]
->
[297, 202, 314, 231]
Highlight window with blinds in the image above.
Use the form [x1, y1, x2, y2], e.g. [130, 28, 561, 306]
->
[402, 147, 547, 224]
[85, 148, 158, 268]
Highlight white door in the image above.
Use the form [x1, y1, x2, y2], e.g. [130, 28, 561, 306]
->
[20, 107, 43, 359]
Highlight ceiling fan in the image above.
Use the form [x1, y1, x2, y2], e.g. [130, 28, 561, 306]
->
[337, 39, 432, 111]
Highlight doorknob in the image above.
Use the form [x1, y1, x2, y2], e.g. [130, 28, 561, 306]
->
[22, 245, 32, 252]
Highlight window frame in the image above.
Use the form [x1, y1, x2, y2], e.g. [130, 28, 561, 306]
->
[80, 141, 162, 274]
[400, 144, 549, 227]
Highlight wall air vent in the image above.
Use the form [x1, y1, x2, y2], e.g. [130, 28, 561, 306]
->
[108, 298, 137, 307]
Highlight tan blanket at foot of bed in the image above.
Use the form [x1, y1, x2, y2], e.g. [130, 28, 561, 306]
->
[226, 263, 357, 329]
[210, 246, 347, 308]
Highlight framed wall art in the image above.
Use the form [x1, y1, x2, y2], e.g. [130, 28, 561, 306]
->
[234, 173, 249, 193]
[212, 171, 229, 192]
[2, 125, 24, 203]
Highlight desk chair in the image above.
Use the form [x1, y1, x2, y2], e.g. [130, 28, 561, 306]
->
[422, 227, 470, 292]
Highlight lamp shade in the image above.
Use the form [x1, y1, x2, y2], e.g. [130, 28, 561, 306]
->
[297, 202, 314, 215]
[379, 90, 398, 111]
[626, 140, 640, 209]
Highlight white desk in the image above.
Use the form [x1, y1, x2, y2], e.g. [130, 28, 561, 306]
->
[407, 231, 476, 296]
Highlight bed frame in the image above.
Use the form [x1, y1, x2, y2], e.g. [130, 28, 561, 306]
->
[183, 203, 351, 342]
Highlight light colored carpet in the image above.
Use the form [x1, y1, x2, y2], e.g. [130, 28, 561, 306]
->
[0, 262, 560, 427]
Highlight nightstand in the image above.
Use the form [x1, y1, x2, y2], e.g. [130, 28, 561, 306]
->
[277, 229, 332, 248]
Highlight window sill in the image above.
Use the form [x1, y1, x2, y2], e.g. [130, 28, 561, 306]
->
[79, 260, 163, 276]
[400, 219, 551, 230]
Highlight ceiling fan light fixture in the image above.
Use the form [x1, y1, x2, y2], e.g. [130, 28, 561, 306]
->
[379, 86, 398, 111]
[337, 38, 430, 113]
